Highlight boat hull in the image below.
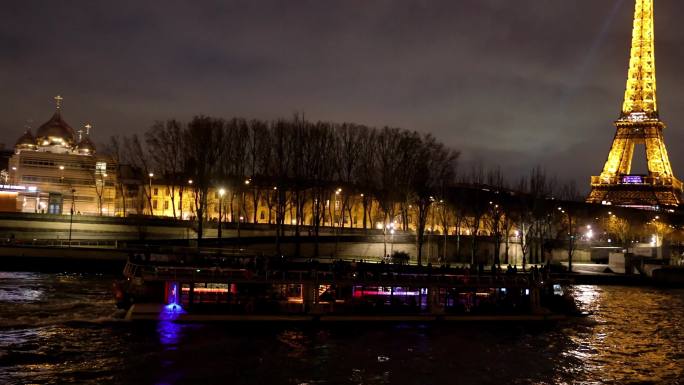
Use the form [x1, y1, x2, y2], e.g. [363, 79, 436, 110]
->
[126, 303, 566, 323]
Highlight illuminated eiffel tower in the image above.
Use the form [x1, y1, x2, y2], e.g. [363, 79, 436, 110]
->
[587, 0, 682, 207]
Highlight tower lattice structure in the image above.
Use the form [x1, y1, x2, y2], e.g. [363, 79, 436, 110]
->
[587, 0, 682, 207]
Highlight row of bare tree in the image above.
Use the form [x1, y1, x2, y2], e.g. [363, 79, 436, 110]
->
[104, 115, 460, 263]
[101, 114, 681, 267]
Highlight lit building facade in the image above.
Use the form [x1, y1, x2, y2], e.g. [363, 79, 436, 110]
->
[6, 97, 117, 215]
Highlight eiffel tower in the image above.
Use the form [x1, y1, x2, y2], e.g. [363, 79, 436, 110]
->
[587, 0, 682, 208]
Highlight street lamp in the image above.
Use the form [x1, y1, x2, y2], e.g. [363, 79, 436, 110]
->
[58, 165, 65, 214]
[243, 179, 251, 224]
[148, 172, 154, 215]
[557, 207, 575, 272]
[238, 184, 245, 242]
[390, 226, 395, 255]
[68, 188, 76, 245]
[334, 188, 341, 228]
[218, 188, 225, 245]
[237, 214, 243, 244]
[102, 173, 108, 216]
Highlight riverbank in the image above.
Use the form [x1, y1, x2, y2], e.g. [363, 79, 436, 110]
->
[2, 243, 683, 287]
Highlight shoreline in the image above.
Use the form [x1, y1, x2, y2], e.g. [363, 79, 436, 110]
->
[1, 244, 683, 287]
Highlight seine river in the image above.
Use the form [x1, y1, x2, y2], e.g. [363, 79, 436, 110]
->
[0, 271, 683, 385]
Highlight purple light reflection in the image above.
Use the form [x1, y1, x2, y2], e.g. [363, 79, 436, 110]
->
[157, 320, 182, 346]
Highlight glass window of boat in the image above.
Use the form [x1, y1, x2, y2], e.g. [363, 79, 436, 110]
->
[275, 284, 303, 302]
[180, 283, 230, 305]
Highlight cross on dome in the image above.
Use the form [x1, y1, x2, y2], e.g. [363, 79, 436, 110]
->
[54, 95, 63, 109]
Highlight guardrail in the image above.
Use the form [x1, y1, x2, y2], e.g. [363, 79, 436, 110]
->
[125, 261, 537, 289]
[591, 175, 682, 190]
[2, 239, 119, 248]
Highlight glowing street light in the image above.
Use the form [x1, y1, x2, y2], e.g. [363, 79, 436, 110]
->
[148, 172, 154, 215]
[218, 188, 226, 244]
[390, 228, 396, 254]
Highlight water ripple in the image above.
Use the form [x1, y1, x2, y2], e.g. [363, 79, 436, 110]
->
[0, 273, 683, 384]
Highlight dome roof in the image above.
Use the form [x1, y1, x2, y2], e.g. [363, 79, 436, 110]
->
[36, 110, 76, 142]
[15, 129, 35, 147]
[76, 135, 96, 154]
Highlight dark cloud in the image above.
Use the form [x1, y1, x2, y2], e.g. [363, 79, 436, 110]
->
[1, 0, 683, 192]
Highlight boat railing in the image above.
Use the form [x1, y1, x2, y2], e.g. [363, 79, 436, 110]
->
[123, 262, 140, 278]
[125, 261, 541, 288]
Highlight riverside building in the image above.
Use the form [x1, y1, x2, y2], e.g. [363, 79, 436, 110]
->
[5, 96, 116, 215]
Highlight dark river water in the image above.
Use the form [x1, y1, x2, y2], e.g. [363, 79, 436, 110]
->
[1, 272, 683, 385]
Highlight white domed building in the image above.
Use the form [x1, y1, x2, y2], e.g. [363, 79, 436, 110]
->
[6, 96, 117, 215]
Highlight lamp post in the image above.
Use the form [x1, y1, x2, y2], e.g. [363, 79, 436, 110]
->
[183, 179, 194, 240]
[148, 172, 154, 215]
[428, 196, 436, 264]
[439, 199, 447, 265]
[187, 179, 193, 220]
[237, 214, 244, 245]
[334, 188, 342, 228]
[68, 188, 75, 245]
[10, 166, 17, 185]
[218, 188, 225, 245]
[333, 188, 342, 258]
[59, 165, 65, 214]
[100, 172, 108, 216]
[273, 186, 280, 254]
[243, 178, 250, 223]
[558, 206, 574, 273]
[390, 226, 395, 255]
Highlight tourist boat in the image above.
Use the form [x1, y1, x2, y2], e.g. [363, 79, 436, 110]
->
[114, 252, 577, 322]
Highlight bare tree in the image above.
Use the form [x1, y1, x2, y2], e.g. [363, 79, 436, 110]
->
[145, 120, 186, 219]
[411, 134, 458, 266]
[354, 128, 377, 232]
[185, 116, 226, 244]
[102, 136, 129, 215]
[484, 167, 506, 265]
[335, 123, 364, 229]
[123, 135, 152, 215]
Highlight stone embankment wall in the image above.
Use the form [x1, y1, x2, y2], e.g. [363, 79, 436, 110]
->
[0, 212, 659, 266]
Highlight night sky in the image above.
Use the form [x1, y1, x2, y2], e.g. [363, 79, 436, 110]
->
[2, 0, 684, 192]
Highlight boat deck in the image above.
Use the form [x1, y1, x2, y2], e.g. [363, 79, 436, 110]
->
[124, 261, 541, 289]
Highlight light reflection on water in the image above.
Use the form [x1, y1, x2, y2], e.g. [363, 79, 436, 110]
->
[564, 285, 684, 384]
[157, 321, 183, 346]
[0, 272, 683, 384]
